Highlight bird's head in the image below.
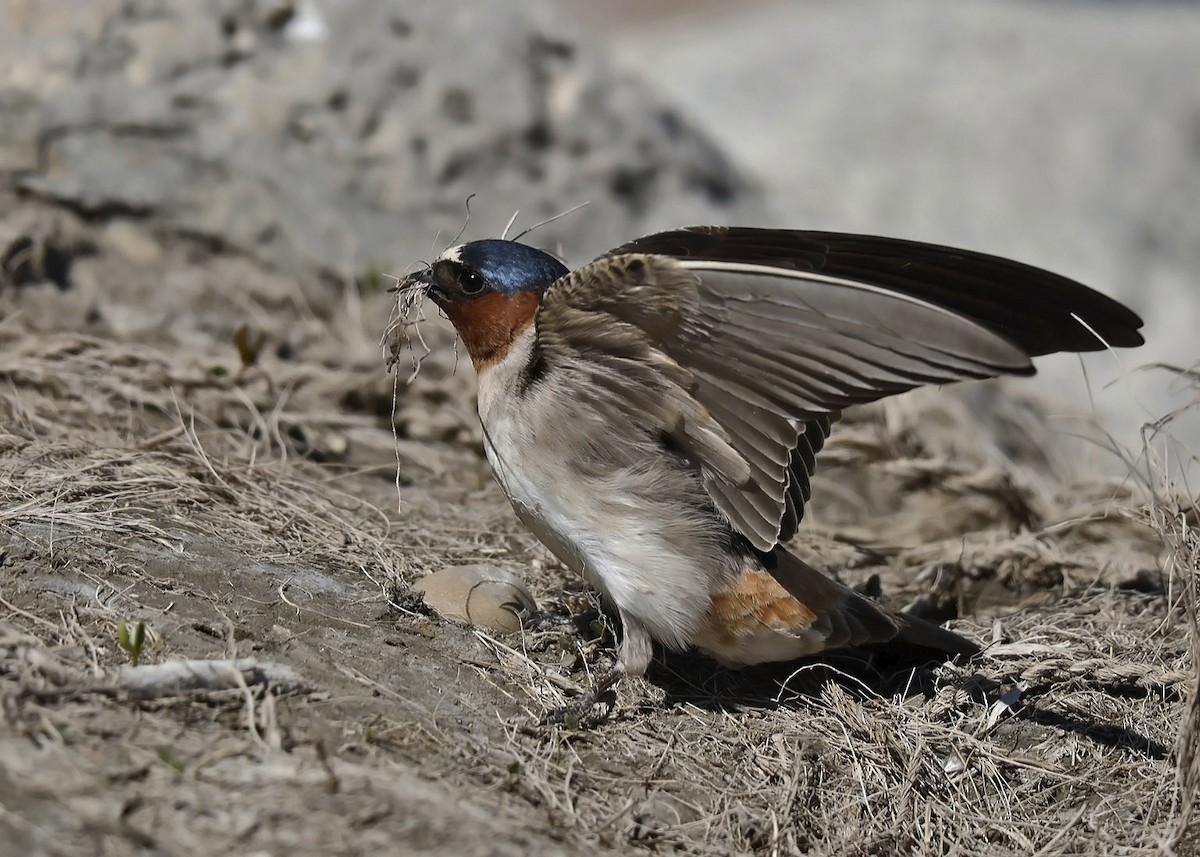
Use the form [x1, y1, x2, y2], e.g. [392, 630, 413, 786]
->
[406, 239, 569, 370]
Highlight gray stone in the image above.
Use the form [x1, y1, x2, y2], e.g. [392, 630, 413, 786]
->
[2, 0, 762, 286]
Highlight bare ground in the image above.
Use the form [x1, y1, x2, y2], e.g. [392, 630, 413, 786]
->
[1, 195, 1198, 856]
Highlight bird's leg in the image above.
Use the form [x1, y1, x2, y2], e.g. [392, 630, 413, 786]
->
[520, 611, 645, 731]
[537, 663, 625, 729]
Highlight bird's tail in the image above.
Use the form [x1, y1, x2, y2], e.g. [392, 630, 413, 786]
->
[767, 547, 979, 658]
[892, 610, 980, 657]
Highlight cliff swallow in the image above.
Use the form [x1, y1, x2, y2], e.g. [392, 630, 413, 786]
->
[403, 226, 1143, 722]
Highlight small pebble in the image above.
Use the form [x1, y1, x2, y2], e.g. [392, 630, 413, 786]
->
[414, 565, 536, 633]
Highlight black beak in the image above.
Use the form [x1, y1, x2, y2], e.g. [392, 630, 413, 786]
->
[398, 268, 440, 300]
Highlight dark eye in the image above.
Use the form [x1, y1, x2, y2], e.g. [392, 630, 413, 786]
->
[458, 269, 486, 295]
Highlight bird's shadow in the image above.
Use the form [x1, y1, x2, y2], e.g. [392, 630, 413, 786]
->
[638, 647, 1171, 761]
[643, 646, 950, 715]
[526, 605, 1171, 761]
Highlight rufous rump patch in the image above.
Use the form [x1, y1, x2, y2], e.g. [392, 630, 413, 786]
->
[705, 567, 819, 645]
[439, 291, 540, 370]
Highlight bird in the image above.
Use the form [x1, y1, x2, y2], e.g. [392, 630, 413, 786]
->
[401, 225, 1144, 723]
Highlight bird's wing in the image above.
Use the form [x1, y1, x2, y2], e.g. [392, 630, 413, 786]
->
[535, 227, 1144, 551]
[605, 227, 1144, 355]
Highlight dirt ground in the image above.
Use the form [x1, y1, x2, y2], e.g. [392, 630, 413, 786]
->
[1, 191, 1198, 856]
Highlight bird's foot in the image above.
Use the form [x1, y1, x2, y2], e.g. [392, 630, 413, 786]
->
[519, 606, 599, 635]
[519, 667, 624, 733]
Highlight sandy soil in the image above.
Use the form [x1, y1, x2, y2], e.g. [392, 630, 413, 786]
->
[1, 190, 1198, 856]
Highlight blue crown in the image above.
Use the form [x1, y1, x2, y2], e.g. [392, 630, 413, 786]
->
[455, 240, 569, 295]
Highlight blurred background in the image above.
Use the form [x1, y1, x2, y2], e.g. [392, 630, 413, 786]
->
[3, 0, 1198, 480]
[556, 0, 1200, 482]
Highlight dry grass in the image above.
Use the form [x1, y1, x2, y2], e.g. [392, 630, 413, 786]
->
[1, 219, 1197, 855]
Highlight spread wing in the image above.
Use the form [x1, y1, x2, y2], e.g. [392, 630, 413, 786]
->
[534, 227, 1144, 551]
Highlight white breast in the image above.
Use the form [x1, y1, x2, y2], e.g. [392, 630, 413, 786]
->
[474, 328, 731, 651]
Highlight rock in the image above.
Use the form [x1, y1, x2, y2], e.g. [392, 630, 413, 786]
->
[414, 565, 537, 634]
[0, 202, 93, 291]
[102, 220, 162, 264]
[3, 0, 763, 290]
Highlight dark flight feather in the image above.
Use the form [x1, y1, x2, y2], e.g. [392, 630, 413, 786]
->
[605, 226, 1144, 355]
